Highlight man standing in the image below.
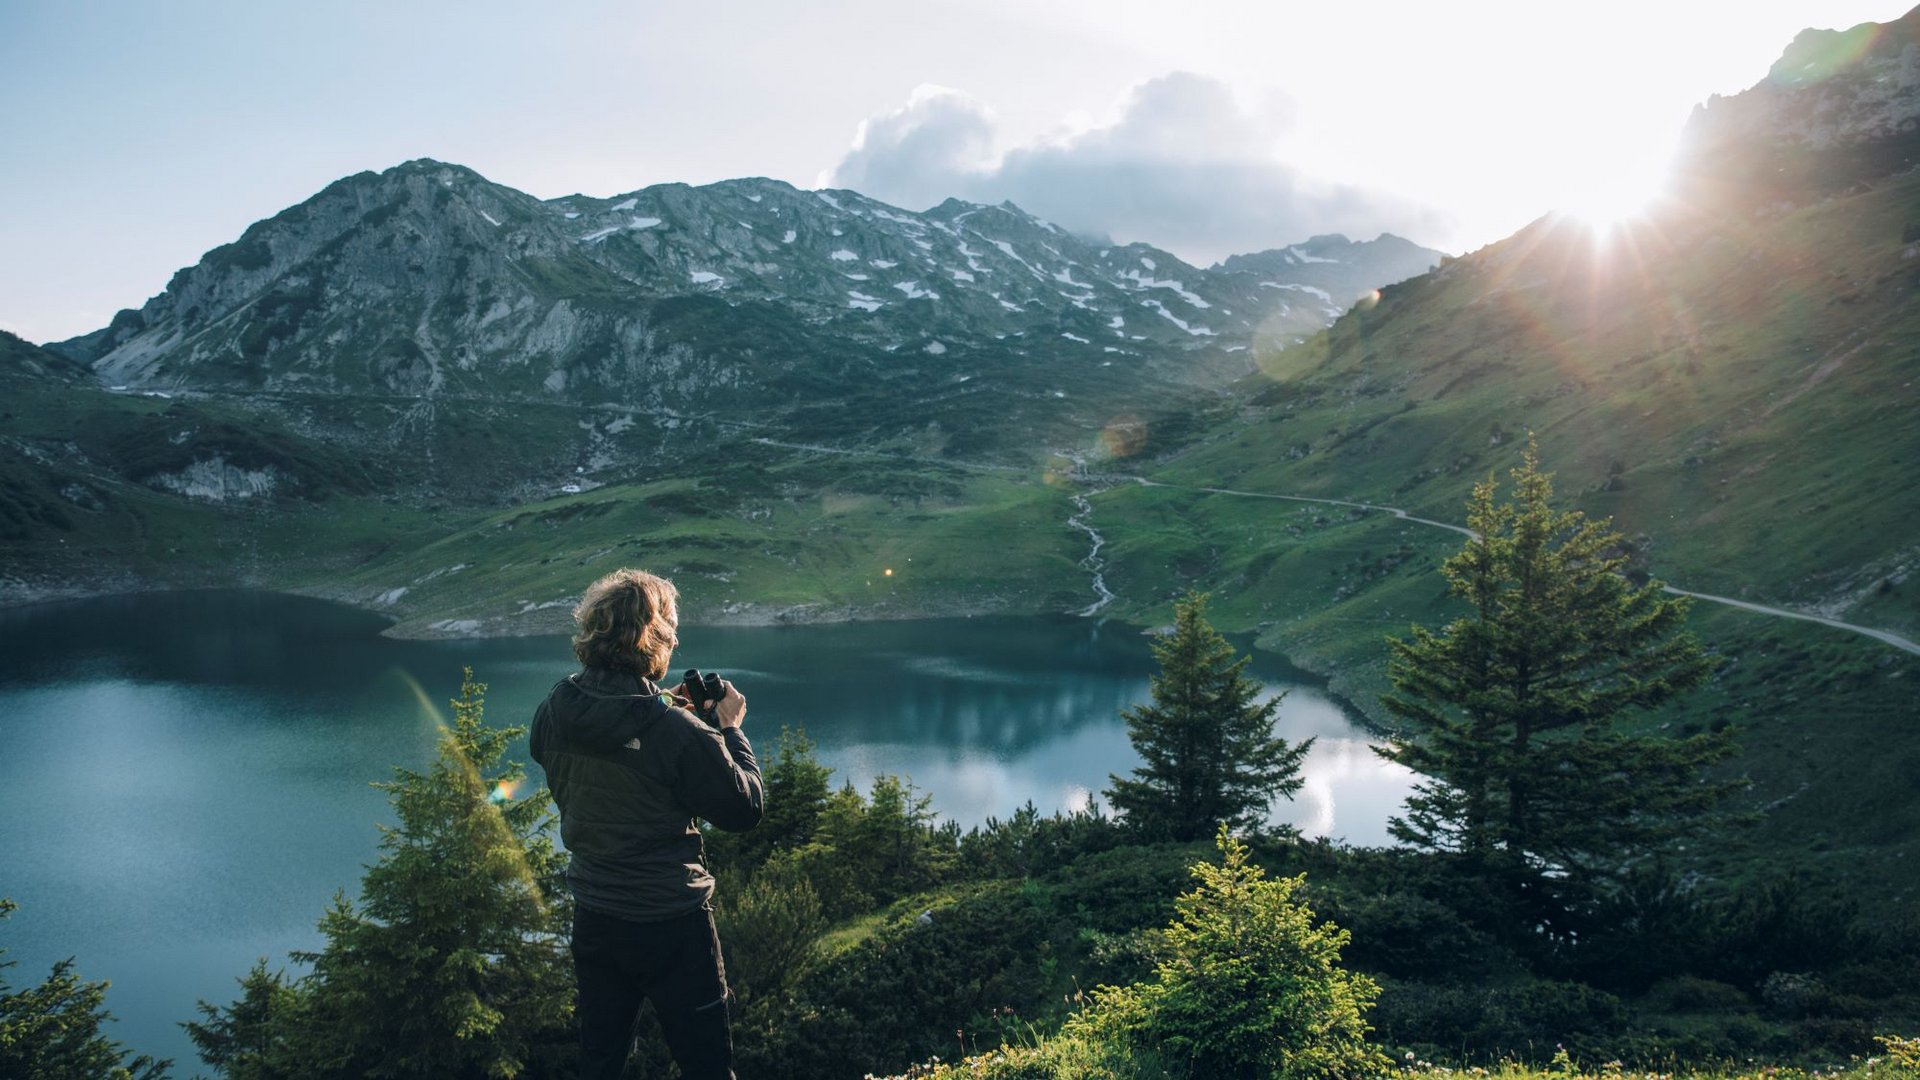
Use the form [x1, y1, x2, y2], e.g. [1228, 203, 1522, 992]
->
[530, 568, 763, 1080]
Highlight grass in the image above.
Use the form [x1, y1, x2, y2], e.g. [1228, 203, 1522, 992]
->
[1142, 174, 1920, 640]
[880, 1045, 1920, 1080]
[300, 451, 1090, 635]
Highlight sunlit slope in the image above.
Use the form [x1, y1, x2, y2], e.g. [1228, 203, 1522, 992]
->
[1069, 182, 1920, 887]
[1142, 174, 1920, 639]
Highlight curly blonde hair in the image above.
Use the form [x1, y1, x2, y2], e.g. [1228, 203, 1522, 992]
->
[572, 569, 679, 678]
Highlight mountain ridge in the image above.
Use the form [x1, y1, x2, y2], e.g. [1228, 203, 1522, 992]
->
[46, 159, 1441, 404]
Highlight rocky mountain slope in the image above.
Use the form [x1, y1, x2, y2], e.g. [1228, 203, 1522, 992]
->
[1678, 4, 1920, 201]
[24, 165, 1438, 521]
[50, 165, 1438, 406]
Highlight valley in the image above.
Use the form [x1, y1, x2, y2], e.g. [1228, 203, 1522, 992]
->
[3, 2, 1918, 907]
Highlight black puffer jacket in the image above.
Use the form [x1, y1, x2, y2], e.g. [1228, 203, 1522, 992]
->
[530, 667, 764, 923]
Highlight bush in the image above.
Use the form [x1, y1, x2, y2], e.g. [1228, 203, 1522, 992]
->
[1371, 978, 1626, 1061]
[958, 800, 1126, 880]
[1311, 888, 1498, 980]
[781, 775, 959, 922]
[1643, 975, 1751, 1014]
[1066, 827, 1389, 1080]
[1042, 843, 1202, 935]
[757, 883, 1054, 1080]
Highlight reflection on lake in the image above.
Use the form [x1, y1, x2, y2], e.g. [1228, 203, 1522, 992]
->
[0, 590, 1413, 1066]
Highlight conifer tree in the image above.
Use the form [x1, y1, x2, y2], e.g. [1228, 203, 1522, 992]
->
[1379, 442, 1734, 934]
[189, 669, 574, 1079]
[1107, 592, 1313, 842]
[0, 898, 171, 1080]
[1069, 827, 1387, 1080]
[704, 725, 833, 878]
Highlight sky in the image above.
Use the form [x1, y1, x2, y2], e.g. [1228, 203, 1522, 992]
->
[1, 0, 1910, 343]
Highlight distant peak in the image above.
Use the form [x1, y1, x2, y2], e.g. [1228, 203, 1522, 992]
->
[712, 175, 799, 194]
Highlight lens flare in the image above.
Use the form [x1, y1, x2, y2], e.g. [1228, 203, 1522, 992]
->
[386, 667, 551, 910]
[1098, 414, 1147, 459]
[1770, 22, 1878, 88]
[393, 667, 446, 728]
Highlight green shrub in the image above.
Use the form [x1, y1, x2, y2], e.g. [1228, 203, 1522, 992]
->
[1066, 827, 1389, 1080]
[1042, 843, 1200, 935]
[1371, 977, 1626, 1061]
[757, 883, 1054, 1080]
[1643, 974, 1751, 1014]
[1312, 888, 1497, 979]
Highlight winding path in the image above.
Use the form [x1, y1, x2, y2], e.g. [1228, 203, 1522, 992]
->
[1117, 476, 1919, 658]
[754, 438, 1918, 658]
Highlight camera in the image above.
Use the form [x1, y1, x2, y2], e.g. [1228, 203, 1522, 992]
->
[681, 668, 728, 721]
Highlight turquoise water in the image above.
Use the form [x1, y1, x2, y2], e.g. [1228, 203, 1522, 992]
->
[0, 590, 1413, 1067]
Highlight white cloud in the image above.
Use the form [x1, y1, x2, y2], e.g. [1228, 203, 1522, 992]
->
[824, 73, 1448, 264]
[826, 85, 998, 211]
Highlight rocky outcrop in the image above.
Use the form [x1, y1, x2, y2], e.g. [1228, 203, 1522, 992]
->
[1679, 6, 1920, 197]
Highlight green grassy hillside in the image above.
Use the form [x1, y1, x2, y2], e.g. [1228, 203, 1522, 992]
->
[1149, 174, 1920, 637]
[1041, 176, 1920, 895]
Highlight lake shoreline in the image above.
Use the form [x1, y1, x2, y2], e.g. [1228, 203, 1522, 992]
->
[1, 577, 1385, 732]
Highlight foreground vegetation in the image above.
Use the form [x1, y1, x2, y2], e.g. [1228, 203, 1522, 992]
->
[9, 667, 1919, 1079]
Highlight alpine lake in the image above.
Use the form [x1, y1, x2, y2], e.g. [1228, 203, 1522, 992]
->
[0, 589, 1415, 1067]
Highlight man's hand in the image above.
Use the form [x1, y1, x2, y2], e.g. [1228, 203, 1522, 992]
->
[713, 679, 746, 730]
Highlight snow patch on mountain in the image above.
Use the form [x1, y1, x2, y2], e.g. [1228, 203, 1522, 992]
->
[1141, 299, 1214, 336]
[1263, 282, 1334, 303]
[1119, 270, 1210, 308]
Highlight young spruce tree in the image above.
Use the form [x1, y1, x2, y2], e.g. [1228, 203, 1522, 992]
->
[188, 668, 574, 1079]
[1379, 442, 1734, 936]
[1069, 827, 1388, 1080]
[0, 898, 171, 1080]
[1107, 592, 1312, 842]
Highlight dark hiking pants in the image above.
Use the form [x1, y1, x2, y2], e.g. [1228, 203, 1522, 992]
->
[572, 904, 733, 1080]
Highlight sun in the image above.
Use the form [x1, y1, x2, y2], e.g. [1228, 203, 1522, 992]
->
[1562, 165, 1671, 235]
[1557, 142, 1676, 237]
